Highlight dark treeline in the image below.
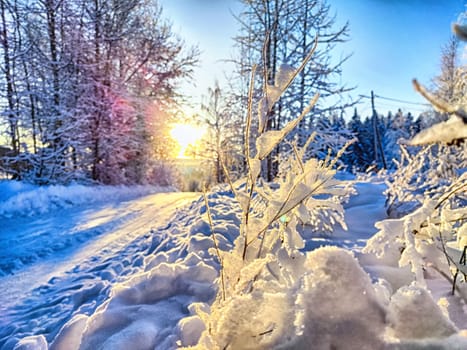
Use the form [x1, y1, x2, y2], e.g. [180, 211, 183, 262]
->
[341, 108, 424, 172]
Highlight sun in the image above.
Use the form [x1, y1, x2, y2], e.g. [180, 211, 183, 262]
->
[170, 123, 206, 158]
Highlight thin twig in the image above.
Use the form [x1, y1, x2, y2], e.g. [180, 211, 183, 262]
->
[262, 29, 270, 91]
[220, 155, 239, 200]
[203, 187, 226, 301]
[412, 79, 467, 122]
[420, 215, 467, 228]
[435, 175, 467, 210]
[292, 143, 305, 173]
[242, 65, 258, 261]
[245, 64, 257, 164]
[275, 36, 319, 104]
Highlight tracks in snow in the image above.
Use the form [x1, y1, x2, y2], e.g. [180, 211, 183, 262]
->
[0, 192, 200, 350]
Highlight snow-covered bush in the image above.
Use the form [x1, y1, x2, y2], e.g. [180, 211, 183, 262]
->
[146, 160, 183, 188]
[274, 138, 355, 233]
[376, 21, 467, 293]
[385, 143, 466, 218]
[183, 47, 355, 349]
[367, 66, 467, 300]
[363, 170, 467, 292]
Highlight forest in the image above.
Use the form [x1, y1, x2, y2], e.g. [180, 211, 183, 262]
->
[0, 0, 464, 188]
[0, 0, 198, 185]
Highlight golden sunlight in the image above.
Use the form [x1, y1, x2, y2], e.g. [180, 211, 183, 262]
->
[170, 123, 206, 158]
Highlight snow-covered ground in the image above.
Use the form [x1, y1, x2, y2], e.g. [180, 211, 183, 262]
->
[1, 178, 467, 349]
[302, 181, 388, 251]
[0, 183, 197, 349]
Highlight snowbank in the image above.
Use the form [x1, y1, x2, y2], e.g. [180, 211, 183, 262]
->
[0, 180, 36, 202]
[0, 181, 174, 218]
[45, 193, 235, 350]
[5, 180, 467, 349]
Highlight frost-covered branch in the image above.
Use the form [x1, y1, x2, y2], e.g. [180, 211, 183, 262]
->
[187, 36, 353, 348]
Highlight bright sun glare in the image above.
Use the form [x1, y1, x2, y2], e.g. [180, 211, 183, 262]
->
[170, 123, 206, 158]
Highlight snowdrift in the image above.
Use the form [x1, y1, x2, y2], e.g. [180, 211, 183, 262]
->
[0, 181, 173, 218]
[7, 182, 467, 350]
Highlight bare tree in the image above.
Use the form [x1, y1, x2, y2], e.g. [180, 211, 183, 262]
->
[0, 0, 20, 175]
[0, 0, 199, 184]
[433, 36, 464, 109]
[200, 82, 243, 183]
[233, 0, 353, 179]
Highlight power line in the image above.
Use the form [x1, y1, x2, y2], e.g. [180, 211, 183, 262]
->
[374, 94, 430, 106]
[374, 101, 427, 113]
[358, 94, 430, 107]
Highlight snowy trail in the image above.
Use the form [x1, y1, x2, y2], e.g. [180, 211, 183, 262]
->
[303, 180, 388, 251]
[0, 192, 200, 349]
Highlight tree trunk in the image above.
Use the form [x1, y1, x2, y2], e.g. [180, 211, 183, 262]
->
[1, 0, 19, 155]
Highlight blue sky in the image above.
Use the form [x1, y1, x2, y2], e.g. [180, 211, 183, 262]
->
[160, 0, 466, 117]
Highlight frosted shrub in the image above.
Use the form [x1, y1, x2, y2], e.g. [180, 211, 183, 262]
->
[275, 139, 354, 233]
[364, 171, 466, 291]
[147, 160, 182, 188]
[184, 45, 353, 349]
[365, 77, 467, 293]
[385, 143, 466, 217]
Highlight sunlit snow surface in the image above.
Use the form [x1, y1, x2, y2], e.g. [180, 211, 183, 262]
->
[0, 183, 193, 349]
[1, 178, 467, 349]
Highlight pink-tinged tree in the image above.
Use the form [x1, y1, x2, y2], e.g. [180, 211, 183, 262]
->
[0, 0, 19, 156]
[78, 0, 198, 184]
[0, 0, 198, 184]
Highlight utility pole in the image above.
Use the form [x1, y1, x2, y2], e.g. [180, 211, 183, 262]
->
[371, 91, 387, 169]
[371, 91, 378, 165]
